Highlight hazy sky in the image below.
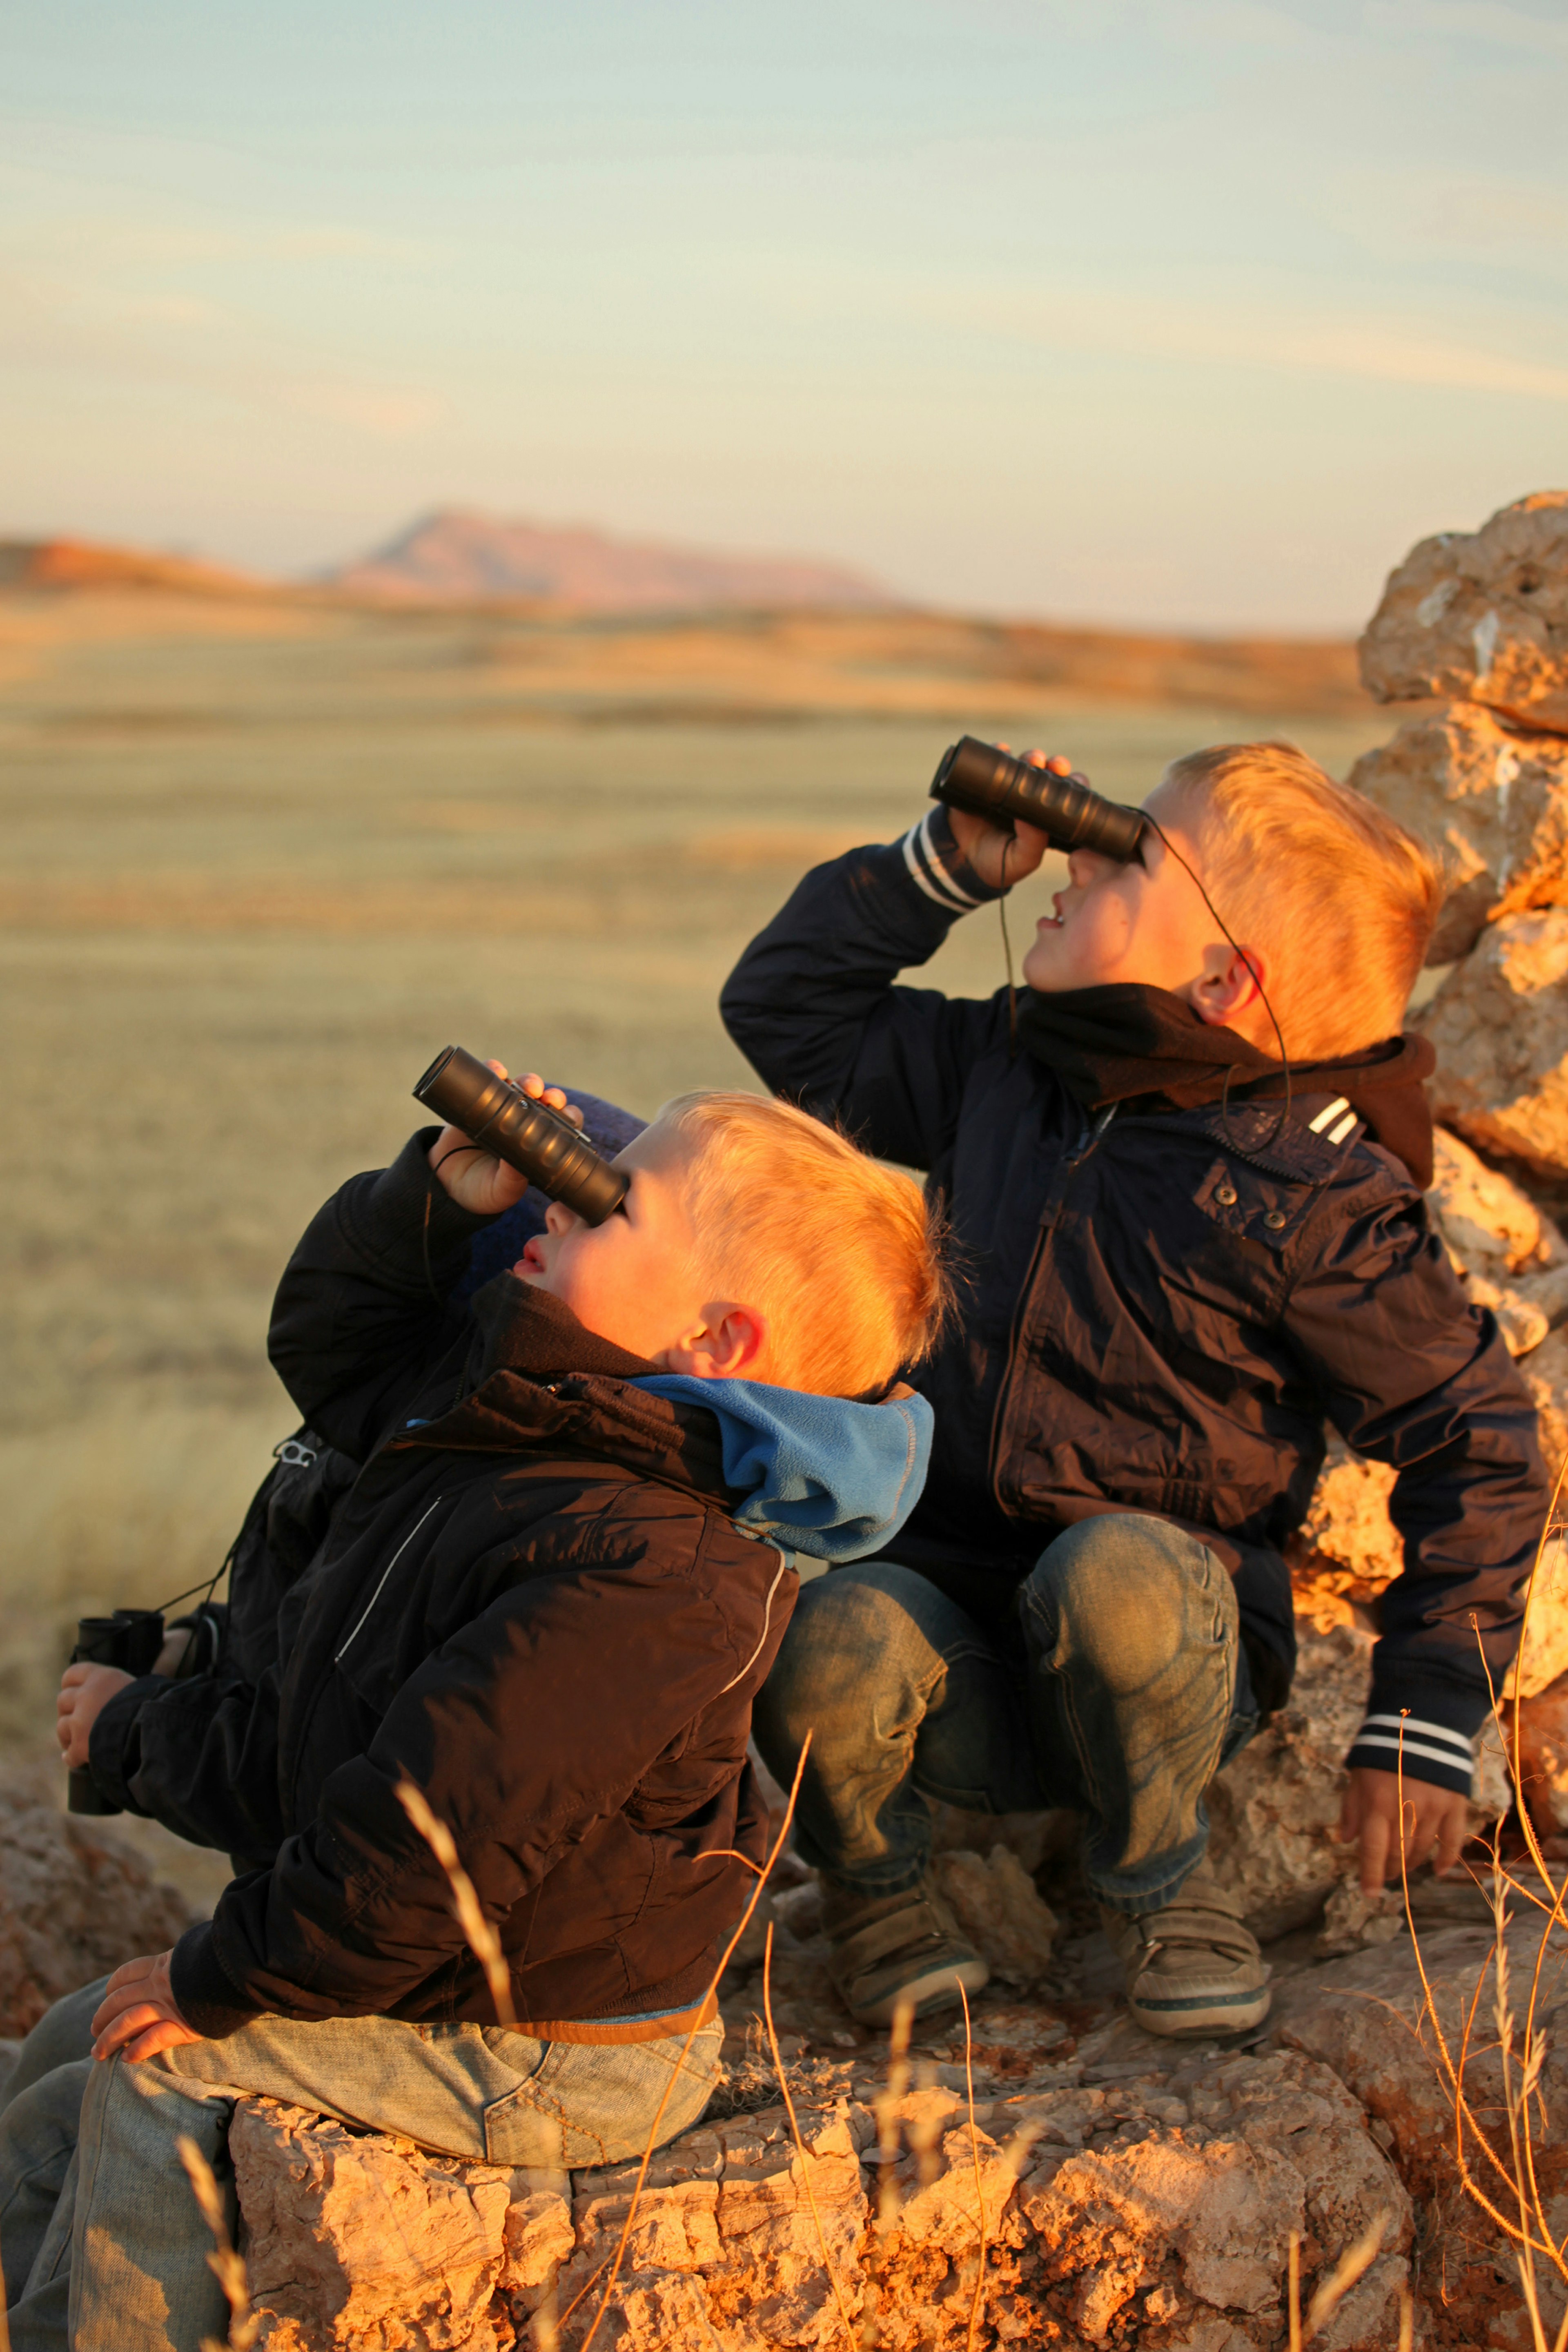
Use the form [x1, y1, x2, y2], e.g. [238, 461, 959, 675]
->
[4, 0, 1566, 629]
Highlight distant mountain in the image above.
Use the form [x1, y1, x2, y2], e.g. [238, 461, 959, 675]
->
[321, 508, 892, 611]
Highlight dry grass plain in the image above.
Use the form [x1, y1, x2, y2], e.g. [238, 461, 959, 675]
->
[0, 585, 1389, 1791]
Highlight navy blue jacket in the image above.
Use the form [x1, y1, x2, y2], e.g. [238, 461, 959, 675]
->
[720, 814, 1548, 1795]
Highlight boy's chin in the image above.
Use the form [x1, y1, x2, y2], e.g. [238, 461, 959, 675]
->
[1020, 950, 1068, 992]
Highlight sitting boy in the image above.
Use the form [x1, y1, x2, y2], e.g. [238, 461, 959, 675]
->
[1, 1080, 944, 2352]
[721, 738, 1548, 2036]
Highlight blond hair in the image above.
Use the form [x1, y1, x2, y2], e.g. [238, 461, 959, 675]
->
[655, 1091, 949, 1399]
[1160, 740, 1442, 1060]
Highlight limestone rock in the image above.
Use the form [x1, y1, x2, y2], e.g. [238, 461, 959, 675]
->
[884, 2122, 1020, 2256]
[1522, 1328, 1568, 1476]
[1421, 907, 1568, 1181]
[1275, 1913, 1568, 2348]
[1292, 1442, 1402, 1630]
[0, 1774, 191, 2038]
[1511, 1670, 1568, 1840]
[501, 2191, 575, 2312]
[1018, 2048, 1411, 2348]
[555, 2103, 869, 2349]
[1427, 1126, 1568, 1356]
[1359, 492, 1568, 733]
[1350, 703, 1568, 961]
[230, 2100, 514, 2351]
[1506, 1524, 1568, 1700]
[931, 1846, 1059, 1988]
[1205, 1624, 1370, 1937]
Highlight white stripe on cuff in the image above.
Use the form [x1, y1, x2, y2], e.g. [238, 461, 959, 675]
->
[1351, 1731, 1474, 1776]
[901, 814, 982, 912]
[1308, 1097, 1351, 1134]
[1360, 1713, 1473, 1757]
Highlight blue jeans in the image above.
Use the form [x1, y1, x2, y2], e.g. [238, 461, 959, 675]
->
[0, 1986, 722, 2352]
[753, 1514, 1256, 1917]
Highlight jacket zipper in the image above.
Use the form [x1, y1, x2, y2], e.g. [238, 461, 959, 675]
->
[986, 1104, 1118, 1500]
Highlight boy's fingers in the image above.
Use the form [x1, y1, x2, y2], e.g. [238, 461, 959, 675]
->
[92, 1999, 165, 2058]
[1434, 1792, 1468, 1877]
[116, 2019, 202, 2064]
[1359, 1807, 1392, 1892]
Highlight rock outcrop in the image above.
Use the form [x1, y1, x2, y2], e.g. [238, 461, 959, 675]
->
[0, 1777, 192, 2038]
[1348, 702, 1568, 963]
[227, 2039, 1419, 2350]
[1421, 910, 1568, 1183]
[1353, 494, 1568, 1192]
[1358, 490, 1568, 733]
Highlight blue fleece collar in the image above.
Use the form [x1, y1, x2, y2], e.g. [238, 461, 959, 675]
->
[627, 1377, 933, 1563]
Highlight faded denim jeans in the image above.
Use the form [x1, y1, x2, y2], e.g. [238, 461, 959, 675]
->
[753, 1514, 1257, 1918]
[0, 1981, 722, 2352]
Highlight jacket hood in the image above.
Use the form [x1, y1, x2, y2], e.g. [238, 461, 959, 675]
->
[628, 1376, 934, 1564]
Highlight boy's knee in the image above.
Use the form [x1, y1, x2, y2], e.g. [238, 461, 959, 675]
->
[756, 1564, 954, 1750]
[1025, 1517, 1235, 1687]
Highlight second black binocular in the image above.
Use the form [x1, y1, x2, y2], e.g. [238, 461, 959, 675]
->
[931, 737, 1147, 862]
[414, 1047, 630, 1225]
[66, 1609, 166, 1815]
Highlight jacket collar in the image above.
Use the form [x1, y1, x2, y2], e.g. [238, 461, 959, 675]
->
[1016, 983, 1437, 1186]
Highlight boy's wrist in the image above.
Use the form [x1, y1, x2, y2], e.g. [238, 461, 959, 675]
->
[898, 804, 1008, 913]
[1346, 1679, 1482, 1797]
[167, 1921, 265, 2040]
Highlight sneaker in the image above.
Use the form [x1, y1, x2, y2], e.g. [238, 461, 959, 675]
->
[1099, 1862, 1271, 2037]
[821, 1877, 990, 2028]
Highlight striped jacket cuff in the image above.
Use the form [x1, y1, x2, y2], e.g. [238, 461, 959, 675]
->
[898, 807, 1004, 916]
[1346, 1711, 1474, 1797]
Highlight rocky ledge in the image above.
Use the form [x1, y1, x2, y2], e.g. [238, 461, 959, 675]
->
[211, 1881, 1564, 2352]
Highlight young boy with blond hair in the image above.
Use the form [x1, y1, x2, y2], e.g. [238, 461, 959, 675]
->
[1, 1080, 944, 2352]
[722, 738, 1548, 2036]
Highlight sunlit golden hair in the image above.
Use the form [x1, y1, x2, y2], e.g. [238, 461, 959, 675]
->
[1160, 740, 1443, 1060]
[655, 1090, 950, 1399]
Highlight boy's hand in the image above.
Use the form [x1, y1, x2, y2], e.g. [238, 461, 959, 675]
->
[1338, 1766, 1469, 1892]
[428, 1063, 584, 1216]
[56, 1662, 133, 1769]
[91, 1951, 204, 2062]
[943, 745, 1075, 892]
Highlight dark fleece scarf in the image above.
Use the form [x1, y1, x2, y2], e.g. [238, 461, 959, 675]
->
[1016, 983, 1437, 1188]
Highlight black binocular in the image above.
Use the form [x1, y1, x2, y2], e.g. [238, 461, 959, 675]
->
[931, 736, 1147, 863]
[414, 1046, 629, 1225]
[66, 1609, 167, 1815]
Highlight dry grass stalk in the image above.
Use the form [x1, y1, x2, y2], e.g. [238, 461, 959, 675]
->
[761, 1918, 859, 2352]
[1300, 2214, 1389, 2342]
[176, 2133, 261, 2352]
[958, 1982, 989, 2352]
[873, 1995, 915, 2237]
[572, 1735, 815, 2352]
[394, 1777, 517, 2028]
[1397, 1447, 1568, 2350]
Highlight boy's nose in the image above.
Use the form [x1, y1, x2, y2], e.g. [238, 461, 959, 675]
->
[544, 1199, 575, 1235]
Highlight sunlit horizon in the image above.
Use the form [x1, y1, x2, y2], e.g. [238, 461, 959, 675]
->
[3, 0, 1566, 632]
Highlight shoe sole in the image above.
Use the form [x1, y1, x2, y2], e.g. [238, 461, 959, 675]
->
[1129, 1981, 1273, 2038]
[847, 1955, 991, 2030]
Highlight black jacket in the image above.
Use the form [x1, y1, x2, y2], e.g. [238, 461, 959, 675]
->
[720, 820, 1547, 1793]
[105, 1135, 796, 2037]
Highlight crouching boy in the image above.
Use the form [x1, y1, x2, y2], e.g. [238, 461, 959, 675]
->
[0, 1083, 944, 2352]
[721, 739, 1549, 2037]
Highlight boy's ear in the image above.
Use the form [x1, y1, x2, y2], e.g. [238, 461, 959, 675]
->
[662, 1304, 769, 1382]
[1192, 943, 1266, 1028]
